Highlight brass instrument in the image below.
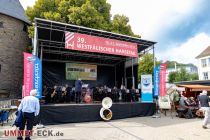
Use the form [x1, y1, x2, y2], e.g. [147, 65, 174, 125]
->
[100, 97, 113, 121]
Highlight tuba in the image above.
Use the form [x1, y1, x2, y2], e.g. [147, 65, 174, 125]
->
[100, 97, 113, 121]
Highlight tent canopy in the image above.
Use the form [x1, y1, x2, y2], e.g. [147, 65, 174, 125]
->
[177, 84, 210, 91]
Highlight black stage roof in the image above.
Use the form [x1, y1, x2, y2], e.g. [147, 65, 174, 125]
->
[35, 18, 156, 66]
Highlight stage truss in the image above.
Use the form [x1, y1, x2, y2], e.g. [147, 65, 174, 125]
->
[34, 18, 156, 66]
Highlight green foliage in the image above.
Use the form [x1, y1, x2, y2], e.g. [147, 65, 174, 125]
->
[189, 73, 199, 80]
[168, 72, 177, 83]
[166, 60, 195, 69]
[25, 0, 138, 37]
[138, 53, 160, 82]
[176, 68, 189, 82]
[26, 45, 33, 53]
[168, 68, 199, 83]
[67, 1, 105, 29]
[111, 14, 134, 36]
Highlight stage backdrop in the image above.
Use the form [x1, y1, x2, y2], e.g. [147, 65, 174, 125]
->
[66, 63, 97, 80]
[43, 62, 117, 88]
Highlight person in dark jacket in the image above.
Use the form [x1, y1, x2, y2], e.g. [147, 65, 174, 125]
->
[197, 90, 210, 129]
[75, 78, 83, 103]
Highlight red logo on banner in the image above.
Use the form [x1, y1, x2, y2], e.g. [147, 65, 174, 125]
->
[159, 63, 167, 96]
[65, 32, 138, 57]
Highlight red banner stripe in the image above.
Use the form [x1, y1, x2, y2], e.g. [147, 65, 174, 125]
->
[65, 33, 74, 40]
[159, 63, 167, 96]
[65, 31, 138, 57]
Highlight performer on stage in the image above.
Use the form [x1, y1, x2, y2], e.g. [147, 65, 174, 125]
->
[75, 78, 83, 103]
[112, 86, 119, 102]
[65, 84, 72, 102]
[51, 85, 57, 103]
[43, 85, 51, 104]
[130, 86, 136, 102]
[120, 85, 127, 102]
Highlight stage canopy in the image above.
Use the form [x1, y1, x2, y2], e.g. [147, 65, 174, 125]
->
[34, 18, 156, 66]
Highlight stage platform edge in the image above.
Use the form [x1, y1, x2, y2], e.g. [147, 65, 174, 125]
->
[39, 102, 156, 125]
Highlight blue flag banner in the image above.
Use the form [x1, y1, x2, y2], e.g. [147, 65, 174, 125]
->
[141, 75, 153, 102]
[33, 56, 42, 99]
[153, 65, 160, 97]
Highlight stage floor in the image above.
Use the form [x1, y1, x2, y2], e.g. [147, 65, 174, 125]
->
[39, 102, 156, 125]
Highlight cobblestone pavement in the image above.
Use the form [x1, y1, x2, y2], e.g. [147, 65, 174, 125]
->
[0, 115, 210, 140]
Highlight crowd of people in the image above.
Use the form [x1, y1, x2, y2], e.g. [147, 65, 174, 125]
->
[176, 90, 210, 124]
[42, 81, 140, 104]
[176, 92, 198, 118]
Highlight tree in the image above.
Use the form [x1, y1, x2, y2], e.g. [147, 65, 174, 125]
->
[138, 53, 160, 82]
[168, 72, 177, 83]
[168, 68, 199, 83]
[189, 73, 198, 81]
[111, 14, 134, 36]
[175, 68, 189, 82]
[25, 0, 137, 37]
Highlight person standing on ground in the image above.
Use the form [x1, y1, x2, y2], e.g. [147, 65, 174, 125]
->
[197, 90, 210, 129]
[17, 89, 40, 140]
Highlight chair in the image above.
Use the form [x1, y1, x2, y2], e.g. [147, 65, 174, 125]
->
[0, 110, 9, 126]
[196, 109, 204, 118]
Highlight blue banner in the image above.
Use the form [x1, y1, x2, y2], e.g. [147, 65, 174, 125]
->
[153, 65, 160, 97]
[33, 56, 42, 99]
[141, 75, 153, 102]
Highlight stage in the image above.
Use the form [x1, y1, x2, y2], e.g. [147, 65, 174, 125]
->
[39, 102, 156, 125]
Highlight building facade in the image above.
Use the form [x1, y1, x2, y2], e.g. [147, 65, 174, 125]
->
[0, 0, 30, 98]
[196, 46, 210, 80]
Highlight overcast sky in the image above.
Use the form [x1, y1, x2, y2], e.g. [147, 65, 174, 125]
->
[20, 0, 210, 64]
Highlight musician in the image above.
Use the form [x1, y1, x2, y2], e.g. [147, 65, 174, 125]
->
[135, 89, 140, 101]
[98, 86, 104, 101]
[65, 84, 72, 102]
[103, 85, 108, 98]
[112, 86, 119, 102]
[51, 86, 57, 103]
[120, 85, 127, 102]
[130, 86, 136, 102]
[60, 86, 66, 103]
[43, 85, 51, 104]
[75, 78, 83, 103]
[92, 86, 99, 101]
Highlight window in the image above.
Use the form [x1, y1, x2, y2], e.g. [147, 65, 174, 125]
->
[201, 59, 207, 67]
[203, 72, 208, 80]
[208, 58, 210, 67]
[0, 22, 3, 28]
[23, 24, 27, 32]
